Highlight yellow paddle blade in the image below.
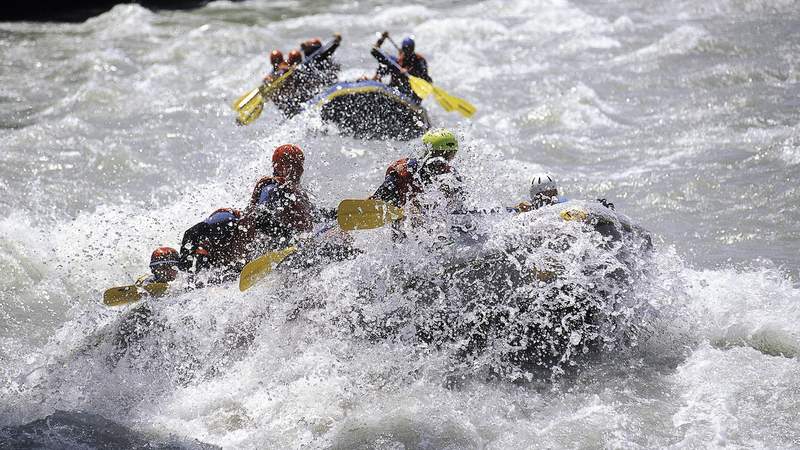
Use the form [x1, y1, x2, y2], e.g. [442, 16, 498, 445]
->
[103, 282, 168, 307]
[239, 246, 297, 292]
[337, 199, 405, 231]
[408, 75, 434, 99]
[560, 208, 589, 222]
[231, 66, 297, 126]
[232, 86, 261, 111]
[432, 88, 456, 112]
[237, 100, 263, 126]
[432, 86, 476, 118]
[103, 285, 141, 306]
[232, 87, 264, 126]
[232, 87, 255, 110]
[407, 75, 476, 118]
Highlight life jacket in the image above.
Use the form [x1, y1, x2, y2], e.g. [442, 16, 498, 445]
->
[247, 176, 313, 247]
[387, 157, 416, 177]
[382, 158, 420, 207]
[397, 52, 431, 82]
[249, 176, 286, 207]
[373, 157, 457, 207]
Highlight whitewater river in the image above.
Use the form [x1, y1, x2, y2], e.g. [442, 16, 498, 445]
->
[1, 0, 799, 447]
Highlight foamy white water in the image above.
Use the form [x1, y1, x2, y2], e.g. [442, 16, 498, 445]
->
[1, 0, 799, 447]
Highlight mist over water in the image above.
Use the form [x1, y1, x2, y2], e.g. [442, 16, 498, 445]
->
[1, 0, 799, 448]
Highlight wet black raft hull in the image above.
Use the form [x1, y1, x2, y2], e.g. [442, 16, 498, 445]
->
[309, 80, 431, 140]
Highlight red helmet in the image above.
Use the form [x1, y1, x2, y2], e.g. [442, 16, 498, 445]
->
[269, 49, 284, 67]
[301, 38, 322, 56]
[272, 144, 305, 181]
[150, 246, 179, 268]
[287, 49, 302, 65]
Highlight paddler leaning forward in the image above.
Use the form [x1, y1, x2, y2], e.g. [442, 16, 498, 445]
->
[371, 128, 464, 210]
[158, 144, 316, 287]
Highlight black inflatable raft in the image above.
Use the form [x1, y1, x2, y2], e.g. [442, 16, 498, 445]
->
[307, 80, 431, 140]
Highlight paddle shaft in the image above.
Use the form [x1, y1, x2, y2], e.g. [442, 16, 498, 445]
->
[239, 221, 340, 291]
[386, 35, 401, 51]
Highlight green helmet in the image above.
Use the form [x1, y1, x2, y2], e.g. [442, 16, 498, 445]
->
[421, 128, 458, 161]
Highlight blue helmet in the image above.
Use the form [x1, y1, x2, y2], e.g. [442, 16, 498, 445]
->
[401, 37, 415, 53]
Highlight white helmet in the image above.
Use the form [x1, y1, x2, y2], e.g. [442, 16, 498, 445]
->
[530, 173, 557, 199]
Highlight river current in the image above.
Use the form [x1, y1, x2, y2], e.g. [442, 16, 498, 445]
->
[1, 0, 799, 448]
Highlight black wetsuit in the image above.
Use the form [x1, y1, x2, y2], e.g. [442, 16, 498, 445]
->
[179, 209, 243, 277]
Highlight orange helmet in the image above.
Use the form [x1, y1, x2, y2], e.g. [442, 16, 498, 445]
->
[269, 49, 284, 67]
[150, 246, 179, 269]
[272, 144, 305, 181]
[287, 49, 302, 65]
